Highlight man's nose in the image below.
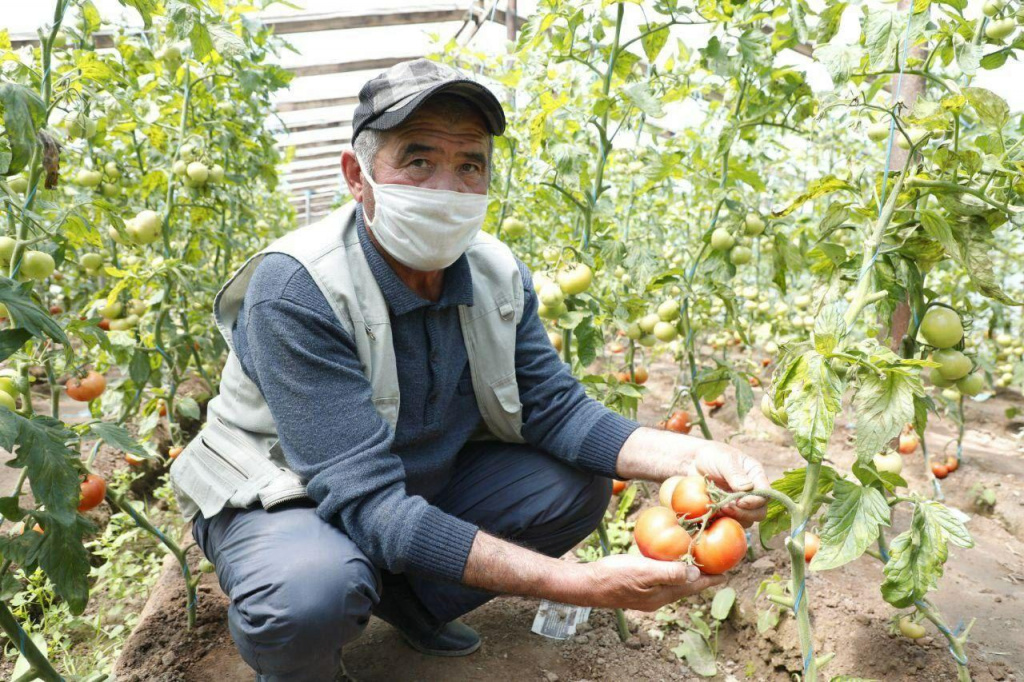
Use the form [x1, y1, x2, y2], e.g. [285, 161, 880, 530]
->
[423, 167, 466, 192]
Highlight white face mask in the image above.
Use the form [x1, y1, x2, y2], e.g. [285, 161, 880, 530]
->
[359, 164, 489, 272]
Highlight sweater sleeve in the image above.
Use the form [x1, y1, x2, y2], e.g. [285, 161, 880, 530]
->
[236, 254, 478, 583]
[513, 260, 640, 477]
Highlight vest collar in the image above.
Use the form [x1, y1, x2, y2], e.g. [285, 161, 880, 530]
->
[355, 204, 474, 315]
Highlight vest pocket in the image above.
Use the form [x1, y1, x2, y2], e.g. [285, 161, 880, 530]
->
[489, 373, 522, 414]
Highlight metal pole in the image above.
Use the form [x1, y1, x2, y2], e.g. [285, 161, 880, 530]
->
[506, 0, 517, 41]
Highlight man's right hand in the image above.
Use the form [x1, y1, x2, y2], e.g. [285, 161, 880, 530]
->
[569, 554, 726, 611]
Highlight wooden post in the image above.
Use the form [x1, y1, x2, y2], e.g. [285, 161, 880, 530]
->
[506, 0, 517, 41]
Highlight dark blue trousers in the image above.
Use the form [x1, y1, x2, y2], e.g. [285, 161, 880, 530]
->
[191, 441, 612, 681]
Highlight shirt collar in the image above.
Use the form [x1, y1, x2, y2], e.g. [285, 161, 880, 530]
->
[356, 204, 474, 315]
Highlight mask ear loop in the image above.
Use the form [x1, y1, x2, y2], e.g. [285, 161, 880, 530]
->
[355, 152, 377, 227]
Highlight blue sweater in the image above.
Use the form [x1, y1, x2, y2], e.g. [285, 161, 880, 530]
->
[232, 205, 639, 583]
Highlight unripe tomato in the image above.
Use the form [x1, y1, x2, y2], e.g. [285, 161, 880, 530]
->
[692, 517, 747, 574]
[0, 374, 18, 397]
[172, 160, 188, 176]
[743, 214, 765, 236]
[653, 321, 678, 342]
[538, 283, 565, 307]
[983, 0, 1005, 16]
[919, 307, 963, 348]
[867, 121, 890, 142]
[657, 299, 680, 322]
[21, 251, 56, 280]
[612, 479, 627, 495]
[704, 396, 726, 409]
[670, 476, 712, 520]
[503, 218, 527, 238]
[68, 114, 97, 140]
[897, 432, 919, 455]
[66, 370, 107, 402]
[75, 169, 103, 187]
[931, 461, 949, 479]
[101, 182, 120, 198]
[538, 301, 566, 320]
[548, 330, 563, 351]
[8, 176, 28, 194]
[896, 127, 929, 150]
[710, 228, 735, 251]
[125, 453, 146, 467]
[665, 410, 691, 434]
[659, 475, 683, 507]
[933, 349, 972, 381]
[634, 506, 691, 561]
[186, 161, 210, 184]
[945, 456, 959, 473]
[803, 532, 820, 563]
[986, 18, 1016, 40]
[77, 474, 106, 512]
[556, 263, 593, 295]
[956, 373, 984, 396]
[0, 391, 16, 411]
[209, 164, 225, 183]
[169, 446, 184, 459]
[0, 237, 15, 264]
[899, 617, 926, 639]
[198, 558, 216, 574]
[874, 450, 903, 476]
[633, 366, 649, 385]
[100, 300, 123, 319]
[929, 367, 954, 388]
[638, 313, 660, 334]
[104, 161, 121, 179]
[730, 246, 752, 265]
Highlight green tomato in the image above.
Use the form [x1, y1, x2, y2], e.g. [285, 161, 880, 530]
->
[209, 164, 225, 183]
[68, 115, 97, 140]
[986, 17, 1016, 40]
[556, 263, 593, 295]
[933, 349, 972, 381]
[956, 373, 984, 396]
[867, 121, 890, 142]
[983, 0, 1005, 16]
[0, 375, 18, 397]
[129, 210, 162, 245]
[653, 321, 678, 342]
[186, 161, 210, 184]
[625, 322, 642, 340]
[101, 182, 120, 198]
[710, 227, 735, 251]
[75, 169, 103, 188]
[100, 300, 123, 319]
[730, 246, 752, 265]
[929, 366, 954, 388]
[743, 214, 766, 236]
[657, 299, 680, 322]
[8, 176, 28, 194]
[637, 333, 658, 347]
[538, 283, 565, 307]
[21, 251, 55, 280]
[638, 313, 661, 334]
[0, 391, 16, 411]
[0, 237, 16, 265]
[104, 161, 121, 179]
[919, 307, 963, 348]
[873, 450, 903, 476]
[896, 127, 929, 150]
[79, 253, 104, 272]
[503, 218, 527, 238]
[899, 617, 926, 639]
[172, 160, 188, 176]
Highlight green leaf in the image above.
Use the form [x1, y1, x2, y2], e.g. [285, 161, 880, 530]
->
[809, 480, 891, 571]
[574, 316, 602, 367]
[0, 84, 45, 176]
[639, 23, 669, 62]
[784, 352, 843, 463]
[0, 412, 80, 525]
[710, 587, 736, 621]
[772, 176, 855, 218]
[129, 348, 151, 385]
[88, 422, 149, 458]
[757, 607, 780, 633]
[175, 396, 201, 420]
[0, 277, 70, 347]
[814, 43, 863, 86]
[965, 87, 1009, 131]
[209, 23, 246, 59]
[759, 466, 839, 545]
[612, 51, 641, 79]
[730, 371, 754, 422]
[621, 83, 665, 117]
[671, 630, 717, 676]
[881, 500, 973, 607]
[853, 361, 919, 466]
[0, 328, 33, 361]
[614, 483, 637, 522]
[117, 0, 158, 26]
[813, 302, 847, 355]
[0, 495, 24, 521]
[816, 2, 848, 43]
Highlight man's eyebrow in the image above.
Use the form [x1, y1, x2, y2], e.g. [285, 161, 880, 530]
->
[459, 150, 488, 165]
[399, 143, 437, 160]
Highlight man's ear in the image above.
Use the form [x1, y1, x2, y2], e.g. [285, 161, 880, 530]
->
[341, 150, 366, 202]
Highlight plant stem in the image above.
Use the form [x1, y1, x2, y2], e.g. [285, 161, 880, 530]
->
[786, 460, 822, 681]
[0, 599, 63, 682]
[595, 522, 630, 643]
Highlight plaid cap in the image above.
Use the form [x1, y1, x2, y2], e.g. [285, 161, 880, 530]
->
[352, 58, 505, 143]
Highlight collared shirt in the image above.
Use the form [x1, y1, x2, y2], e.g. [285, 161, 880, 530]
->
[231, 205, 638, 583]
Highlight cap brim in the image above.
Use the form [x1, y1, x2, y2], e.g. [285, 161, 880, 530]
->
[362, 79, 506, 138]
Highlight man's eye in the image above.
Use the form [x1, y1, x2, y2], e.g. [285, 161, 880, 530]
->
[461, 163, 481, 173]
[410, 159, 429, 168]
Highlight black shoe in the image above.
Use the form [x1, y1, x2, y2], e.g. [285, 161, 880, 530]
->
[372, 573, 481, 657]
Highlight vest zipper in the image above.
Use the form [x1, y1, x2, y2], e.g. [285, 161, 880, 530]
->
[365, 324, 375, 340]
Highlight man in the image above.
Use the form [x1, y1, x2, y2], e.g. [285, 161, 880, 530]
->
[170, 58, 770, 682]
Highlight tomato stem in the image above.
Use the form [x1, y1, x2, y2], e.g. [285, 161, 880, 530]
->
[595, 521, 631, 643]
[0, 598, 63, 682]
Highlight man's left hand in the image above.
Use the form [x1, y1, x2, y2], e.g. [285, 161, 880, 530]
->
[689, 443, 771, 527]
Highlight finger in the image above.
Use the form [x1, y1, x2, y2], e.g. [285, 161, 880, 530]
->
[737, 493, 769, 510]
[717, 503, 765, 528]
[744, 457, 772, 491]
[658, 573, 727, 603]
[716, 453, 755, 492]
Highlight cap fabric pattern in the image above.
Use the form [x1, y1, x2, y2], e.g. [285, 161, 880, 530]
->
[352, 58, 506, 142]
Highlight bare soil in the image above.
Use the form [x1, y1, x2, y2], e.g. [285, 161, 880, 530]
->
[12, 358, 1024, 681]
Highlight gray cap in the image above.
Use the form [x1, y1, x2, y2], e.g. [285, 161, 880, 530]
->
[351, 58, 506, 143]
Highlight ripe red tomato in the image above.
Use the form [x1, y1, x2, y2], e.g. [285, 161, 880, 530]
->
[66, 370, 107, 402]
[692, 517, 747, 574]
[803, 532, 820, 563]
[666, 410, 692, 434]
[614, 371, 631, 383]
[634, 507, 692, 561]
[898, 432, 919, 455]
[931, 461, 949, 479]
[98, 318, 111, 331]
[158, 401, 168, 417]
[49, 305, 63, 315]
[633, 366, 649, 385]
[748, 376, 761, 387]
[125, 453, 146, 467]
[704, 396, 726, 409]
[612, 479, 627, 495]
[761, 358, 771, 367]
[77, 474, 106, 512]
[945, 456, 959, 473]
[670, 476, 712, 520]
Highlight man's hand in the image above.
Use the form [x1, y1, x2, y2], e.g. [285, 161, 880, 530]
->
[616, 427, 772, 527]
[571, 554, 725, 611]
[690, 441, 772, 527]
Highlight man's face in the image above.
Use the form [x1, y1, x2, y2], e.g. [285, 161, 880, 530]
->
[347, 98, 491, 223]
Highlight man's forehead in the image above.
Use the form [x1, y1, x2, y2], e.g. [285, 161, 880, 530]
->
[386, 115, 490, 149]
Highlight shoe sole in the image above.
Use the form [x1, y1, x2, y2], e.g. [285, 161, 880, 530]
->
[398, 632, 481, 658]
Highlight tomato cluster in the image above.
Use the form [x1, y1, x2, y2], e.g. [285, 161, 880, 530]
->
[632, 475, 748, 575]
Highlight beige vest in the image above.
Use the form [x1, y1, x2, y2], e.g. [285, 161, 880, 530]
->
[169, 203, 525, 521]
